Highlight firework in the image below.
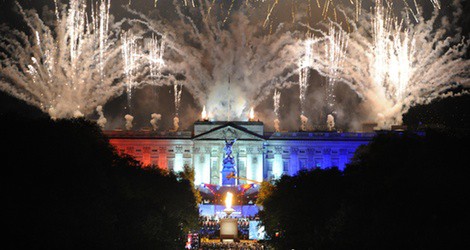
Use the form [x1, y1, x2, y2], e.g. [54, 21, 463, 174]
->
[139, 0, 440, 23]
[273, 89, 281, 132]
[299, 39, 314, 118]
[311, 0, 469, 129]
[325, 23, 348, 116]
[121, 31, 166, 110]
[124, 0, 304, 121]
[0, 0, 123, 119]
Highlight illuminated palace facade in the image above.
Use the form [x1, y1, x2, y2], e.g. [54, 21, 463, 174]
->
[105, 121, 375, 186]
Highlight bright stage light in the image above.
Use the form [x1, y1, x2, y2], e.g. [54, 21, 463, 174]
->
[225, 192, 233, 209]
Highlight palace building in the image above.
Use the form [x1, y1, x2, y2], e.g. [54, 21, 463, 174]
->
[105, 121, 375, 186]
[105, 121, 376, 217]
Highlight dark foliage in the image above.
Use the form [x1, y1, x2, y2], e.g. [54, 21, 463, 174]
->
[260, 130, 469, 249]
[1, 114, 198, 249]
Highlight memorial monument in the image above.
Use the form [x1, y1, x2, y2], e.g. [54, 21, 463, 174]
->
[221, 138, 237, 186]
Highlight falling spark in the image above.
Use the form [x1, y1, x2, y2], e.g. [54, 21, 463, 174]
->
[309, 0, 469, 129]
[123, 1, 303, 121]
[273, 89, 281, 119]
[325, 23, 348, 117]
[122, 32, 139, 109]
[121, 32, 166, 110]
[273, 89, 281, 132]
[136, 0, 442, 24]
[0, 0, 124, 119]
[299, 39, 313, 117]
[174, 83, 183, 116]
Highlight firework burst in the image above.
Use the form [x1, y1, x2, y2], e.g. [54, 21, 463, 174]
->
[0, 0, 123, 119]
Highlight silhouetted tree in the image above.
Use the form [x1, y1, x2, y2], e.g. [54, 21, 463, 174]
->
[1, 114, 198, 249]
[256, 181, 275, 206]
[260, 130, 469, 249]
[260, 168, 345, 249]
[342, 130, 469, 249]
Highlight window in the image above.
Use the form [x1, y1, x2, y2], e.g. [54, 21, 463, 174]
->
[210, 160, 219, 185]
[252, 156, 258, 164]
[266, 160, 273, 180]
[168, 160, 174, 171]
[299, 159, 307, 170]
[238, 161, 246, 184]
[315, 158, 323, 168]
[283, 160, 289, 172]
[332, 158, 339, 168]
[267, 160, 273, 171]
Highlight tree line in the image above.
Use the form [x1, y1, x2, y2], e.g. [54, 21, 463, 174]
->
[2, 114, 199, 249]
[259, 130, 469, 249]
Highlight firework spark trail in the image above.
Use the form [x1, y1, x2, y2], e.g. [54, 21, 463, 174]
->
[294, 20, 347, 126]
[174, 83, 183, 116]
[124, 0, 304, 121]
[0, 0, 126, 119]
[121, 31, 166, 110]
[146, 34, 166, 80]
[141, 0, 440, 24]
[299, 39, 313, 118]
[273, 89, 281, 132]
[273, 89, 281, 118]
[325, 22, 348, 117]
[122, 31, 139, 109]
[310, 0, 469, 129]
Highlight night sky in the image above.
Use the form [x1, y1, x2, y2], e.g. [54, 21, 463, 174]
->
[0, 0, 468, 131]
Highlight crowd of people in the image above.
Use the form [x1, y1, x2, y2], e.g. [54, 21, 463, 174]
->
[199, 241, 267, 250]
[198, 215, 260, 240]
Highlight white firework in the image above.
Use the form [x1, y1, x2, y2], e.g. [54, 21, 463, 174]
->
[124, 0, 304, 121]
[0, 0, 124, 119]
[310, 0, 469, 129]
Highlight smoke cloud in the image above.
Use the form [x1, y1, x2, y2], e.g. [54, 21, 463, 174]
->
[125, 114, 134, 130]
[300, 114, 308, 131]
[96, 106, 107, 129]
[150, 113, 162, 131]
[327, 114, 335, 131]
[172, 116, 179, 132]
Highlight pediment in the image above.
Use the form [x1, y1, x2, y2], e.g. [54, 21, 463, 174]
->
[193, 124, 265, 141]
